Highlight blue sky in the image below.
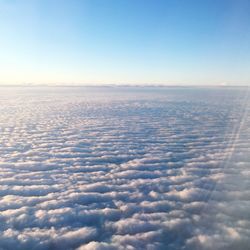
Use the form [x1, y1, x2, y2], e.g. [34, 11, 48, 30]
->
[0, 0, 250, 85]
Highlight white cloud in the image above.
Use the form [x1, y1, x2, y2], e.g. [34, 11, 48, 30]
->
[0, 86, 249, 249]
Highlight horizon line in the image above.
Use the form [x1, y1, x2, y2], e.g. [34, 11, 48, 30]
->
[0, 83, 249, 88]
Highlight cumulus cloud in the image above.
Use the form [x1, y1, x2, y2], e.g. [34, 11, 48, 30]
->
[0, 86, 249, 250]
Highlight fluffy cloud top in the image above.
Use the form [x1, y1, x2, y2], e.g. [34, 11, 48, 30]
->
[0, 87, 249, 250]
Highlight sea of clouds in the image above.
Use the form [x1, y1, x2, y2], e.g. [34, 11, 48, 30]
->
[0, 86, 249, 250]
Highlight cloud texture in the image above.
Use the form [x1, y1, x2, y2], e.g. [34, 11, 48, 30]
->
[0, 87, 249, 250]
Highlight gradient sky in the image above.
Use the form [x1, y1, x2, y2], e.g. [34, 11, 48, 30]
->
[0, 0, 250, 85]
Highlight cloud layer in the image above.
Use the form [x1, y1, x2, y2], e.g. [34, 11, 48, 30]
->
[0, 87, 249, 250]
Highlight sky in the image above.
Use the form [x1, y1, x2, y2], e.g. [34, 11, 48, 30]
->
[0, 0, 250, 85]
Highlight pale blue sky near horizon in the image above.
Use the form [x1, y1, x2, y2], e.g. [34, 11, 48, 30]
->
[0, 0, 250, 85]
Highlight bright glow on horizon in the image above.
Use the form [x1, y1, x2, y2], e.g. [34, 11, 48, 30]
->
[0, 0, 250, 85]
